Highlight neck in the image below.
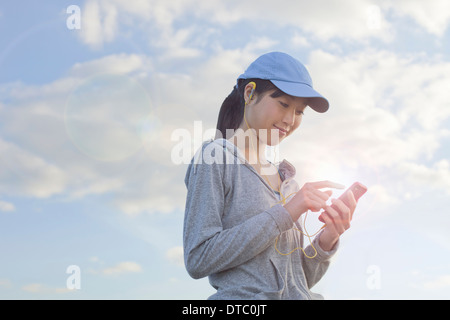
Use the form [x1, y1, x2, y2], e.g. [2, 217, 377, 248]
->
[228, 126, 269, 166]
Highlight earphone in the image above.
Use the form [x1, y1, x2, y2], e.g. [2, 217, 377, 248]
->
[246, 81, 256, 105]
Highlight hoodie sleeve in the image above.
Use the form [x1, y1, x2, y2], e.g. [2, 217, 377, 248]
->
[301, 229, 339, 289]
[183, 143, 294, 280]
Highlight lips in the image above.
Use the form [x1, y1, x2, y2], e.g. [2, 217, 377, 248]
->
[274, 125, 288, 134]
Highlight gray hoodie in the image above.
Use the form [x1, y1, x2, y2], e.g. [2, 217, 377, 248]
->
[183, 138, 338, 300]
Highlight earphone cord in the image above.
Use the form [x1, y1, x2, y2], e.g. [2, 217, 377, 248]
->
[244, 95, 324, 259]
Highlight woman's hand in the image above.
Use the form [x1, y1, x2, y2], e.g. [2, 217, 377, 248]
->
[283, 181, 345, 222]
[318, 191, 357, 251]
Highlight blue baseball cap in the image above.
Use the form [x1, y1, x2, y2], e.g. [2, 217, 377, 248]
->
[237, 52, 329, 113]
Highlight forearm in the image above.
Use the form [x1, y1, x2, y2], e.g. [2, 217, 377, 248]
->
[318, 231, 339, 252]
[284, 202, 338, 252]
[184, 204, 293, 279]
[302, 230, 339, 288]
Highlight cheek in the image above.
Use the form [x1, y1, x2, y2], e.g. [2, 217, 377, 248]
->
[266, 106, 283, 126]
[289, 117, 302, 134]
[255, 103, 277, 128]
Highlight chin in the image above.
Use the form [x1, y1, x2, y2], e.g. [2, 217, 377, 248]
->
[258, 128, 289, 146]
[267, 136, 286, 146]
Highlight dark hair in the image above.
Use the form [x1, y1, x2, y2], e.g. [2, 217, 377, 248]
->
[215, 79, 287, 139]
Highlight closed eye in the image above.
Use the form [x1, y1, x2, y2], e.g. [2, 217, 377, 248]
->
[279, 101, 304, 115]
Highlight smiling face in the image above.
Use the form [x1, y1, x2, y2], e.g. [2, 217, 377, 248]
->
[241, 84, 308, 146]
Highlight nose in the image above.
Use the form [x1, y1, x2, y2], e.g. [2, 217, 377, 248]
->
[282, 108, 296, 127]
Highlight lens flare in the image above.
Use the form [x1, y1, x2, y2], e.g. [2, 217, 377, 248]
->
[65, 73, 153, 162]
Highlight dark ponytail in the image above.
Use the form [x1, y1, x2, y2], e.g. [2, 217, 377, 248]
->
[215, 83, 245, 139]
[215, 78, 288, 139]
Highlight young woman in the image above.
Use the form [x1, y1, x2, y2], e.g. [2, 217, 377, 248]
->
[183, 52, 358, 299]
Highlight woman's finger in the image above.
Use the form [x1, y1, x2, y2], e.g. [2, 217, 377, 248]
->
[324, 205, 347, 234]
[308, 188, 332, 202]
[306, 181, 345, 190]
[320, 209, 338, 235]
[331, 198, 350, 217]
[346, 191, 357, 219]
[330, 199, 351, 230]
[305, 192, 329, 212]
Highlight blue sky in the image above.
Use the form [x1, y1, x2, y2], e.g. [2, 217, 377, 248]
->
[0, 0, 449, 299]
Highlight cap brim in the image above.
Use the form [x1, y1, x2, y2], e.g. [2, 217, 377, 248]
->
[270, 80, 329, 113]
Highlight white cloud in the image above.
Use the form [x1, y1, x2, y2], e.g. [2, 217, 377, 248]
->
[79, 0, 119, 49]
[76, 0, 395, 54]
[292, 33, 311, 48]
[0, 54, 164, 210]
[90, 256, 101, 263]
[68, 53, 148, 78]
[307, 49, 449, 151]
[72, 0, 450, 68]
[150, 26, 203, 60]
[191, 0, 392, 42]
[0, 278, 12, 288]
[423, 274, 450, 290]
[399, 160, 450, 194]
[0, 51, 198, 214]
[0, 200, 15, 212]
[0, 138, 68, 198]
[21, 283, 72, 294]
[166, 246, 184, 267]
[78, 0, 205, 56]
[365, 184, 400, 206]
[100, 261, 142, 276]
[388, 0, 450, 37]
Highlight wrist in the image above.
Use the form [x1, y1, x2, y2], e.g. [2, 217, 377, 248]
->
[283, 201, 301, 221]
[319, 231, 339, 252]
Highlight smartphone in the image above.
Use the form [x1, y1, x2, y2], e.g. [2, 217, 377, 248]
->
[318, 182, 367, 223]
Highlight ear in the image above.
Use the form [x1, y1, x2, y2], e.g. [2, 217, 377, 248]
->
[244, 82, 256, 105]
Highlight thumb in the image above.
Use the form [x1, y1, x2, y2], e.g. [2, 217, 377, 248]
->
[319, 190, 332, 223]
